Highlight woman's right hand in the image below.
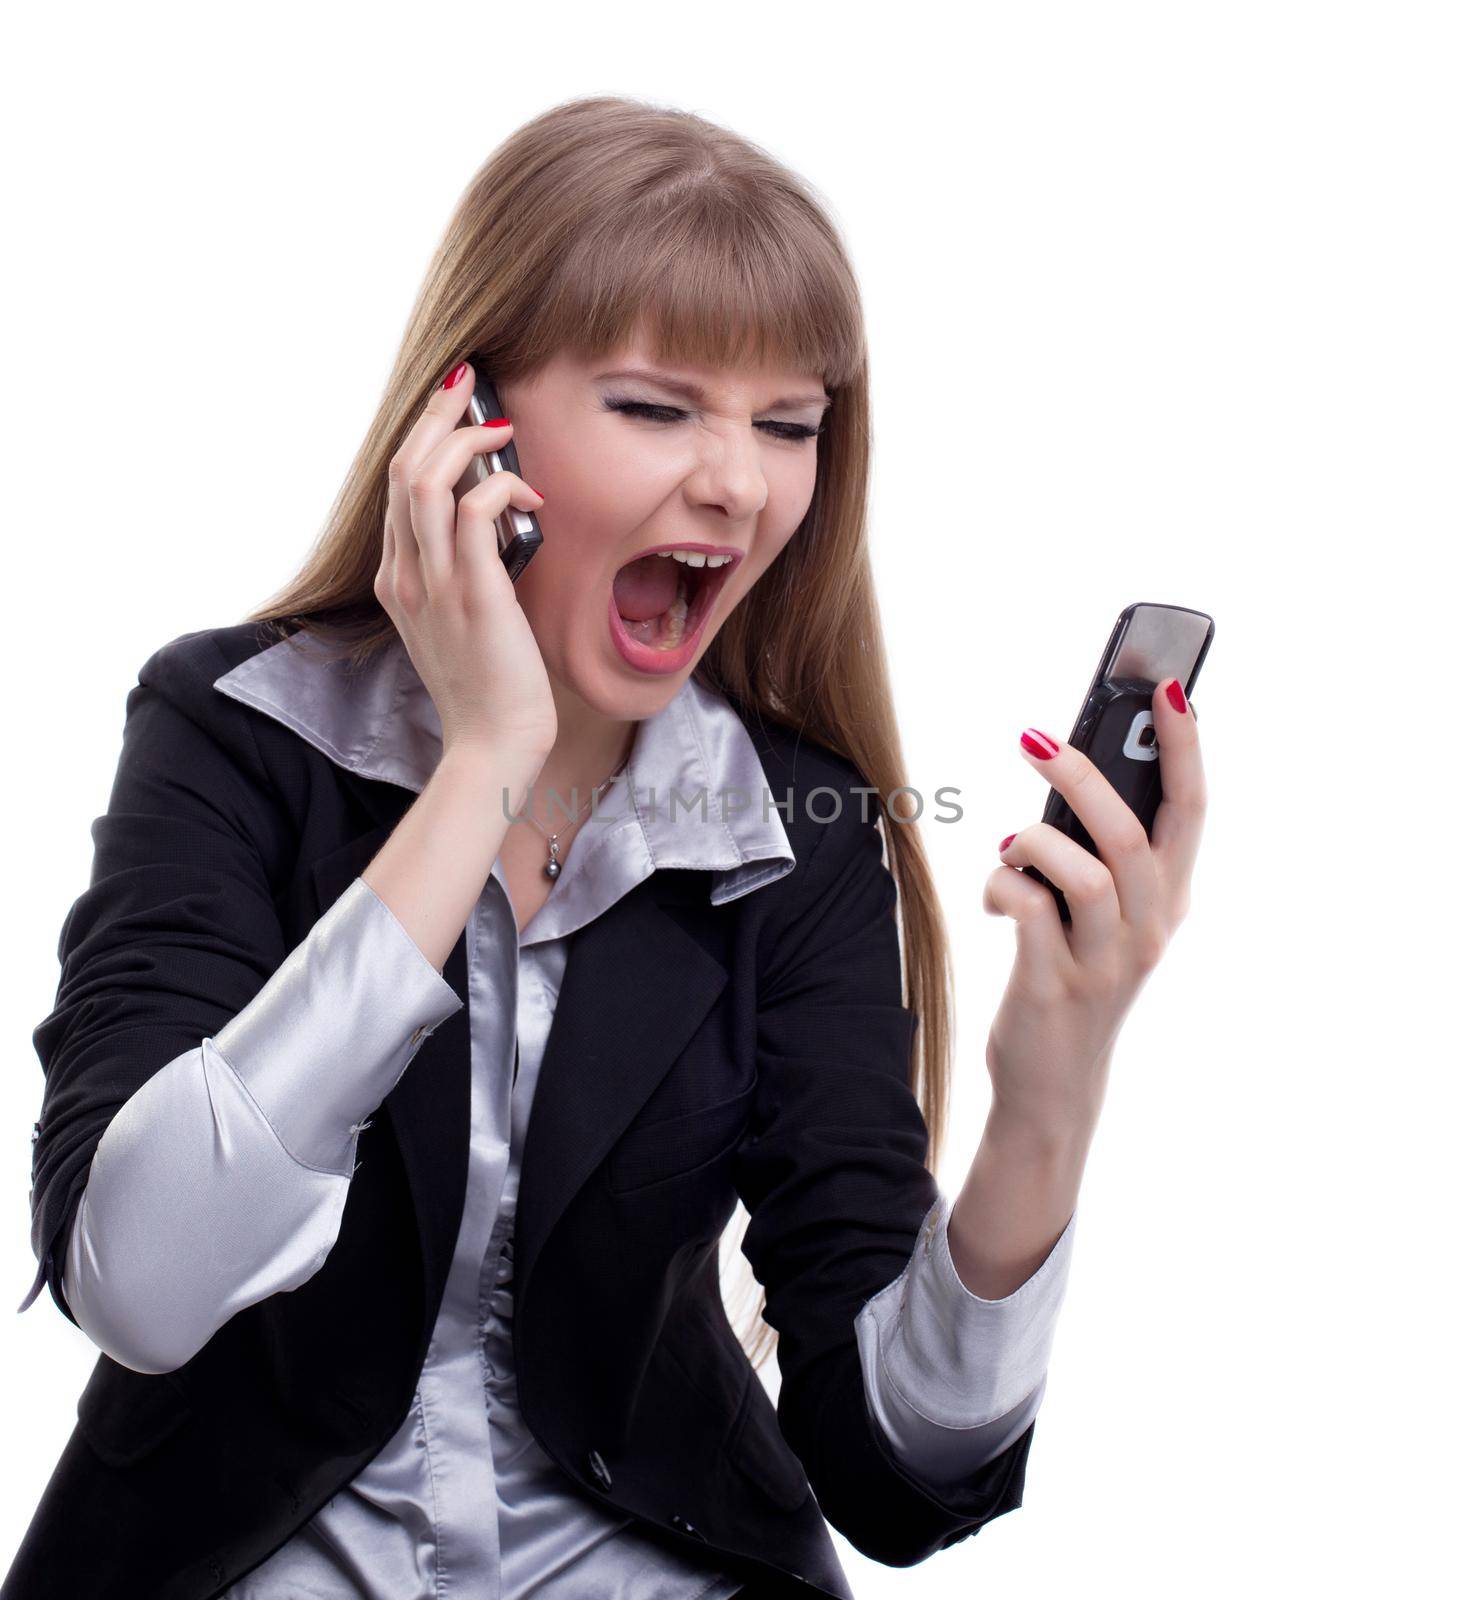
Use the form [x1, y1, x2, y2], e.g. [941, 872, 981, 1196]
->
[376, 359, 557, 766]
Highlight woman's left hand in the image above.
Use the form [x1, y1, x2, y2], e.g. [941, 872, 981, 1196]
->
[982, 676, 1206, 1143]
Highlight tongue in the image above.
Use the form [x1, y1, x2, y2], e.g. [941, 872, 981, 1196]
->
[612, 555, 681, 621]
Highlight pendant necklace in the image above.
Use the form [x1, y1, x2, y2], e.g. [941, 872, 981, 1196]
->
[514, 757, 630, 882]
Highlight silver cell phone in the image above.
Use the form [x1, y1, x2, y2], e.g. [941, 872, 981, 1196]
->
[453, 369, 543, 583]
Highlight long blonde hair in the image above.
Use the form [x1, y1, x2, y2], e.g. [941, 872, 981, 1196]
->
[244, 94, 956, 1373]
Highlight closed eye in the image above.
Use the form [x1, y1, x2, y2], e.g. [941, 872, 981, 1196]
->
[603, 398, 824, 443]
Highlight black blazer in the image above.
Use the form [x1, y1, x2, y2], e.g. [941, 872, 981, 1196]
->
[4, 623, 1034, 1600]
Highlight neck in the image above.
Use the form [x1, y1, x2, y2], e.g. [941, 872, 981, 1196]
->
[527, 670, 639, 827]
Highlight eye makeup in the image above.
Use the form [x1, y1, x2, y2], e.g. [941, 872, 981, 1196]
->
[601, 396, 826, 442]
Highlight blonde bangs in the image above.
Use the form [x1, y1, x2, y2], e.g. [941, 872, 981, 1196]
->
[522, 188, 865, 391]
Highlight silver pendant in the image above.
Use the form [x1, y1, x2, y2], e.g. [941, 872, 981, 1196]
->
[544, 838, 562, 881]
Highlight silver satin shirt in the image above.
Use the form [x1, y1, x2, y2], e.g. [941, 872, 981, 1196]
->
[48, 634, 1077, 1599]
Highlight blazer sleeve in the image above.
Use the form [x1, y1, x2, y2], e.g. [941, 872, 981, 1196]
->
[731, 777, 1039, 1567]
[19, 637, 462, 1372]
[54, 877, 462, 1374]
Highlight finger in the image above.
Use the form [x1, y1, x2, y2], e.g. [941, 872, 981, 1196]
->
[415, 417, 542, 590]
[385, 358, 483, 597]
[983, 864, 1075, 986]
[454, 468, 548, 591]
[1148, 675, 1207, 912]
[1018, 726, 1162, 934]
[997, 822, 1121, 967]
[424, 407, 541, 522]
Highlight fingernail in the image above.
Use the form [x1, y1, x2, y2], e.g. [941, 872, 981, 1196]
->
[1020, 728, 1059, 760]
[998, 833, 1017, 852]
[527, 484, 544, 502]
[1166, 679, 1188, 714]
[441, 362, 468, 390]
[479, 416, 511, 427]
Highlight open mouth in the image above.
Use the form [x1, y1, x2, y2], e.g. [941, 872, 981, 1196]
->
[610, 548, 739, 653]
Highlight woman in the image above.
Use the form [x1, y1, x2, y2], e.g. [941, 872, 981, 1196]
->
[8, 96, 1205, 1598]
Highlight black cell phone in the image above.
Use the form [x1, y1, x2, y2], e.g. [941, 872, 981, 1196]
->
[452, 369, 543, 583]
[1024, 602, 1214, 923]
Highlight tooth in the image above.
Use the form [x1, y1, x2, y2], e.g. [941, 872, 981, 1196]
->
[654, 578, 689, 650]
[649, 547, 731, 567]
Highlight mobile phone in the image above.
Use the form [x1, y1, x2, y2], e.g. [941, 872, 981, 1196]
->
[1024, 602, 1214, 923]
[453, 369, 543, 583]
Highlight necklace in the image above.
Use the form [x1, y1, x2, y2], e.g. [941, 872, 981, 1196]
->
[512, 757, 630, 881]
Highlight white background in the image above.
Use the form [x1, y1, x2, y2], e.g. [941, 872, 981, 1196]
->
[3, 3, 1452, 1594]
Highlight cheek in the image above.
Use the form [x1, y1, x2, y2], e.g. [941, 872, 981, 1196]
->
[771, 450, 818, 515]
[512, 552, 592, 656]
[521, 539, 601, 627]
[756, 524, 798, 571]
[532, 425, 685, 548]
[730, 528, 799, 607]
[524, 426, 611, 511]
[766, 462, 817, 546]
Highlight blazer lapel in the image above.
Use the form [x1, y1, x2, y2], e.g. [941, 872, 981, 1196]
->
[513, 869, 727, 1302]
[385, 920, 474, 1337]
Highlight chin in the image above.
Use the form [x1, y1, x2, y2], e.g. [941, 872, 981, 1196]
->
[577, 653, 703, 719]
[558, 624, 717, 722]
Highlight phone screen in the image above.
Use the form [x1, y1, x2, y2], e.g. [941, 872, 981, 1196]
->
[1101, 604, 1212, 690]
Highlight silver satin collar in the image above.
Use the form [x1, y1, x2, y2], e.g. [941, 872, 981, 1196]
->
[212, 631, 796, 911]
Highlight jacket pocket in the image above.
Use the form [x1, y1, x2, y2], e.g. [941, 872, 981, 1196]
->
[76, 1354, 195, 1468]
[607, 1084, 755, 1195]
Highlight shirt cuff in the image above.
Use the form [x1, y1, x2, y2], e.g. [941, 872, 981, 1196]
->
[854, 1194, 1077, 1487]
[213, 875, 463, 1174]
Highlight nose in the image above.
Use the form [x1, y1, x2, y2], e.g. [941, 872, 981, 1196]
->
[681, 421, 769, 524]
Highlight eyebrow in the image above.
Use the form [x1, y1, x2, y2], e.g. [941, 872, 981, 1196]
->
[594, 366, 831, 411]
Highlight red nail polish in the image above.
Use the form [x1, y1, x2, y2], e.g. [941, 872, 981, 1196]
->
[1166, 679, 1187, 714]
[479, 416, 510, 427]
[998, 833, 1017, 852]
[442, 362, 468, 389]
[1020, 728, 1059, 760]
